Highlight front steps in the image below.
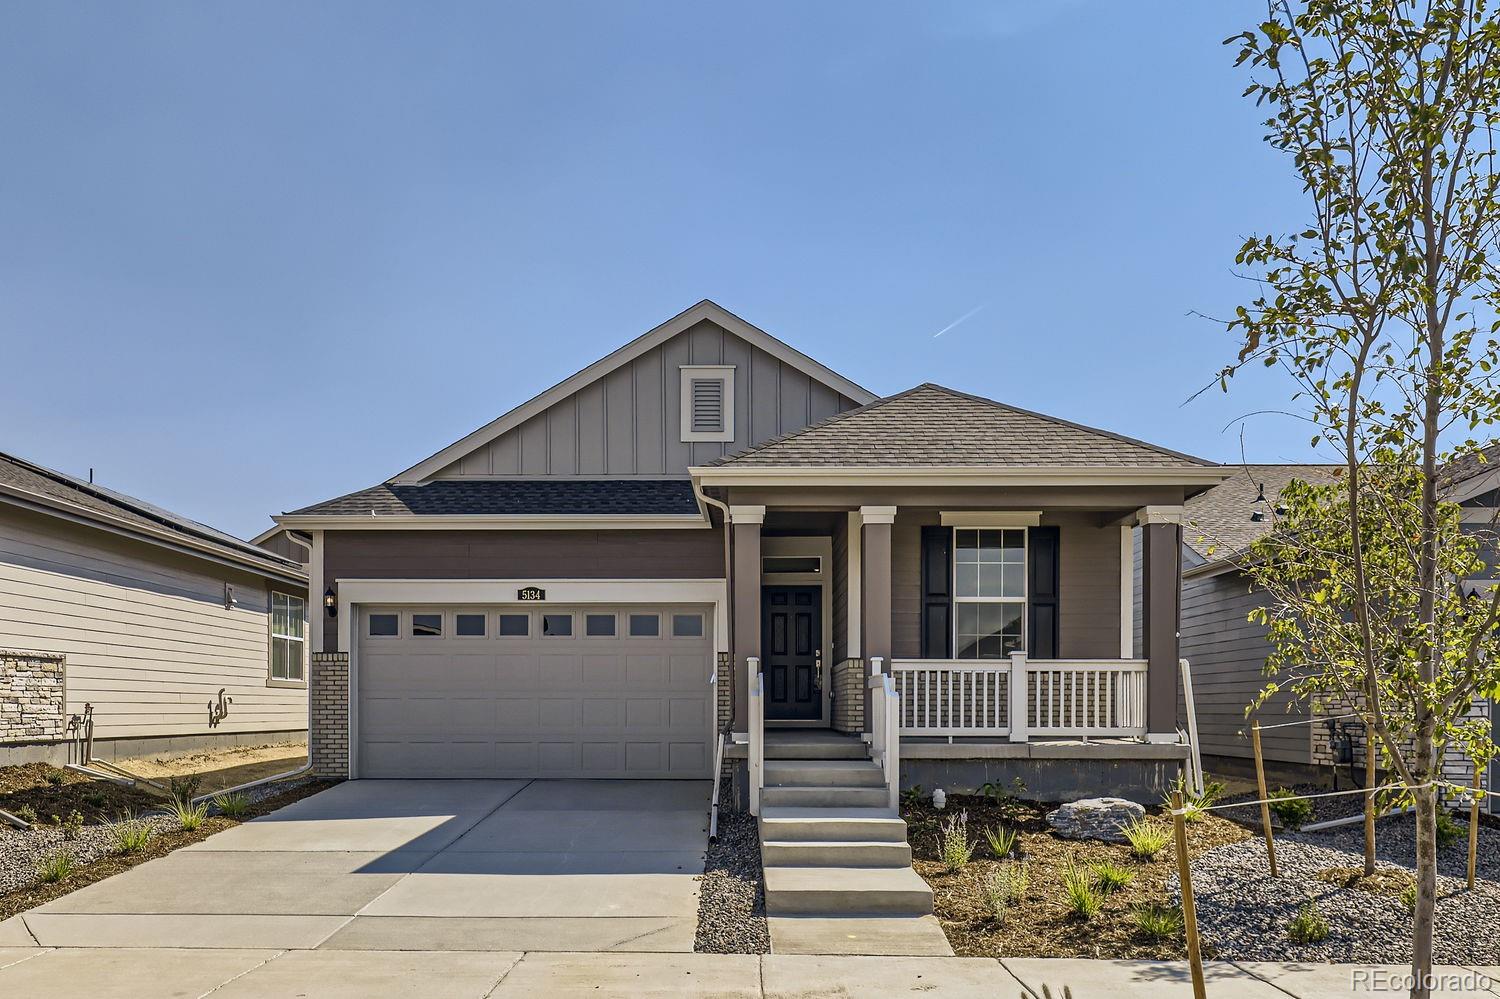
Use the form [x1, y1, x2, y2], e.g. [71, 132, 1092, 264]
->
[756, 729, 950, 957]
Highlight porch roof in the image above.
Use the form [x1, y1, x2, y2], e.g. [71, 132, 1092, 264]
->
[700, 384, 1215, 470]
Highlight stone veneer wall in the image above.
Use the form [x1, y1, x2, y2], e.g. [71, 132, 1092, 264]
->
[1, 650, 66, 743]
[1310, 691, 1488, 795]
[310, 651, 349, 778]
[832, 657, 864, 734]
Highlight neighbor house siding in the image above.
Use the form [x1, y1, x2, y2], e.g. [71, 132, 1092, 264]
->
[0, 505, 307, 742]
[890, 510, 1122, 660]
[431, 319, 862, 479]
[1179, 568, 1308, 766]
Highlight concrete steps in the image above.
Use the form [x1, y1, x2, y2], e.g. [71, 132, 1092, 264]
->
[763, 731, 870, 761]
[760, 784, 890, 809]
[761, 839, 913, 868]
[763, 865, 934, 915]
[763, 759, 886, 787]
[757, 806, 910, 843]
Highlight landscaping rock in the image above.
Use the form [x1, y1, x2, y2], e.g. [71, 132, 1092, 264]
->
[694, 810, 769, 954]
[1045, 797, 1145, 842]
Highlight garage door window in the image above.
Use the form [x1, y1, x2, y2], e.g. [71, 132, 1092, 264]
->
[672, 613, 704, 638]
[585, 613, 616, 637]
[499, 614, 529, 637]
[369, 613, 398, 637]
[412, 614, 443, 637]
[456, 614, 486, 637]
[542, 613, 573, 637]
[628, 613, 660, 637]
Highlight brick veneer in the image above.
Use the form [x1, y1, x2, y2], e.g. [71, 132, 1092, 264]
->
[832, 657, 865, 734]
[310, 651, 349, 778]
[716, 652, 733, 792]
[1, 649, 66, 743]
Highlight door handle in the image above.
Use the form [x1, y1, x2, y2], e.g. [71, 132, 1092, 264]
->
[813, 649, 823, 689]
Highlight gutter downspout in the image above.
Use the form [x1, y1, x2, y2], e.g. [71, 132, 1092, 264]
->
[694, 478, 734, 833]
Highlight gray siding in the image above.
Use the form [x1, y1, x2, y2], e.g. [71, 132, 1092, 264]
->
[433, 319, 861, 479]
[1180, 568, 1308, 765]
[257, 530, 309, 563]
[832, 514, 849, 662]
[0, 505, 307, 741]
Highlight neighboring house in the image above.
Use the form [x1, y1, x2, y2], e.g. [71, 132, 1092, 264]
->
[273, 300, 1228, 805]
[0, 451, 309, 765]
[1180, 457, 1499, 788]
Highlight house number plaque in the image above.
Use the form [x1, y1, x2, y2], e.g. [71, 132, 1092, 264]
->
[517, 586, 546, 601]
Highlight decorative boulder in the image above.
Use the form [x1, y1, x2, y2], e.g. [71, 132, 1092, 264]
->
[1046, 797, 1146, 843]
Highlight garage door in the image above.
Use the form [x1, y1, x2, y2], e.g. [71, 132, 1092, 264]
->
[355, 604, 713, 779]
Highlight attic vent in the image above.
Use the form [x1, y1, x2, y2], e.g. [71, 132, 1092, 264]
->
[691, 378, 724, 433]
[680, 365, 735, 442]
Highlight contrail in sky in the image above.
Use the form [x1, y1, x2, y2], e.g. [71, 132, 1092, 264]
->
[931, 303, 987, 338]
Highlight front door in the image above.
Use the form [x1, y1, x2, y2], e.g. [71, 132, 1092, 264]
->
[762, 585, 822, 721]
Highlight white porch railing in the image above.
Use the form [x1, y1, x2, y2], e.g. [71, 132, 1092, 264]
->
[866, 656, 900, 810]
[748, 657, 764, 816]
[890, 652, 1148, 740]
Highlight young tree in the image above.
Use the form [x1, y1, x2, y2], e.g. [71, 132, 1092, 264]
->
[1221, 2, 1500, 991]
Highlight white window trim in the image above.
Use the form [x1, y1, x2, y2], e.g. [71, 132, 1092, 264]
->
[952, 527, 1027, 660]
[268, 591, 307, 687]
[680, 365, 735, 442]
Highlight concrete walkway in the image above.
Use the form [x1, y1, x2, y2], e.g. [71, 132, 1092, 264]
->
[0, 947, 1494, 998]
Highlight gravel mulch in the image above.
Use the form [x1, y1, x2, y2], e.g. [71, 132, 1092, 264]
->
[1171, 813, 1500, 963]
[694, 810, 769, 954]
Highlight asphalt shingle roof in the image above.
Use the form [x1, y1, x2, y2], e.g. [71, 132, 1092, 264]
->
[0, 450, 302, 571]
[707, 384, 1213, 468]
[1183, 464, 1344, 564]
[286, 479, 701, 517]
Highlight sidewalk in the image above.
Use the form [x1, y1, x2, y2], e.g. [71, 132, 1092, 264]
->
[0, 947, 1495, 999]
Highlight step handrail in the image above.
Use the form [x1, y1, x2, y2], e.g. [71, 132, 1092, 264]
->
[748, 659, 764, 816]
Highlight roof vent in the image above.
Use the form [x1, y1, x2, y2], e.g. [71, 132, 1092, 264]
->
[680, 365, 735, 442]
[691, 378, 724, 434]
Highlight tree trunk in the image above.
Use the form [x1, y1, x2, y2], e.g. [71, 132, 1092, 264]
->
[1410, 778, 1438, 999]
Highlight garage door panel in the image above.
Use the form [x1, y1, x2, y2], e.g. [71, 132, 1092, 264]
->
[357, 604, 711, 779]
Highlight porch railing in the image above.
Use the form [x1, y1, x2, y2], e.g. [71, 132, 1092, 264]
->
[890, 652, 1148, 740]
[748, 657, 764, 816]
[866, 657, 900, 811]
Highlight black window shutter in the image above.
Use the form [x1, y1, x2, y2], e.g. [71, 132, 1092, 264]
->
[919, 526, 951, 658]
[1028, 525, 1060, 658]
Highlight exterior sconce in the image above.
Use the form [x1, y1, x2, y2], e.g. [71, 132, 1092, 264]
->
[324, 586, 337, 618]
[223, 583, 236, 609]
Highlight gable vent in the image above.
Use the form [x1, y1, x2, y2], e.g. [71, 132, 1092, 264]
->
[690, 378, 725, 433]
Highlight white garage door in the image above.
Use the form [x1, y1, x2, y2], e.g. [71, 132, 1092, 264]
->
[356, 604, 713, 779]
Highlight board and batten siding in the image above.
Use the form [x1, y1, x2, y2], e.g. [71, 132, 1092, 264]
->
[890, 510, 1122, 660]
[432, 319, 862, 478]
[1179, 568, 1309, 766]
[0, 505, 307, 741]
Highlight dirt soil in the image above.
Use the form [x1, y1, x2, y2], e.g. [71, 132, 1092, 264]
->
[0, 778, 335, 922]
[0, 764, 163, 827]
[112, 741, 307, 796]
[904, 793, 1251, 959]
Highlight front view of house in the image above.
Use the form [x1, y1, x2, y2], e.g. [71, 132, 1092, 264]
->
[276, 301, 1228, 803]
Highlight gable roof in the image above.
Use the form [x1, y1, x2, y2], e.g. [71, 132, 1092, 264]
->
[0, 450, 305, 582]
[1182, 463, 1344, 569]
[285, 479, 700, 518]
[392, 300, 878, 484]
[699, 383, 1215, 469]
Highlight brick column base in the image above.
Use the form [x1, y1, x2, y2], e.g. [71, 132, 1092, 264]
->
[310, 652, 349, 778]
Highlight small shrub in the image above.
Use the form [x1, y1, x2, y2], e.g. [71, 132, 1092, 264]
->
[1162, 776, 1225, 824]
[111, 815, 154, 855]
[1287, 901, 1330, 944]
[1061, 861, 1102, 920]
[1435, 809, 1463, 849]
[1133, 902, 1184, 941]
[167, 774, 203, 804]
[60, 809, 83, 841]
[42, 766, 66, 787]
[12, 804, 37, 824]
[37, 848, 75, 883]
[83, 790, 108, 809]
[983, 824, 1018, 859]
[899, 785, 925, 810]
[1268, 788, 1314, 831]
[937, 810, 975, 873]
[983, 861, 1030, 919]
[172, 797, 209, 832]
[1121, 817, 1170, 861]
[1091, 859, 1134, 893]
[212, 792, 252, 819]
[1400, 884, 1417, 915]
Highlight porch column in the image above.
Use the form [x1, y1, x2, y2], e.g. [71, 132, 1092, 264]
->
[730, 505, 765, 731]
[1138, 506, 1184, 741]
[859, 505, 896, 734]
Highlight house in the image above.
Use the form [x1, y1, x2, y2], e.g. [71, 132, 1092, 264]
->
[1180, 457, 1499, 790]
[273, 300, 1228, 807]
[0, 451, 309, 766]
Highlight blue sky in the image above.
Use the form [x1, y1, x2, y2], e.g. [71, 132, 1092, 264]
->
[1, 1, 1314, 538]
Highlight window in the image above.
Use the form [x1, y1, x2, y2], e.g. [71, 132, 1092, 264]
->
[585, 613, 616, 637]
[763, 556, 821, 574]
[270, 593, 306, 682]
[412, 613, 443, 637]
[456, 613, 486, 637]
[672, 613, 704, 638]
[542, 613, 573, 637]
[498, 614, 529, 637]
[368, 613, 398, 637]
[679, 365, 735, 442]
[628, 613, 660, 637]
[954, 528, 1026, 659]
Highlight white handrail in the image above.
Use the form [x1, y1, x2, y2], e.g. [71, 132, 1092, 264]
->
[748, 658, 763, 816]
[867, 666, 901, 811]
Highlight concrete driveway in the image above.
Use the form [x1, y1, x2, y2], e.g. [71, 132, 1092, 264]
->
[14, 779, 711, 954]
